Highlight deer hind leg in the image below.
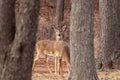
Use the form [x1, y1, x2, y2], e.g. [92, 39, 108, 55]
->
[66, 56, 70, 74]
[44, 55, 53, 75]
[57, 57, 60, 75]
[32, 53, 39, 70]
[59, 58, 63, 77]
[54, 56, 57, 75]
[57, 57, 62, 75]
[57, 57, 60, 74]
[66, 62, 70, 76]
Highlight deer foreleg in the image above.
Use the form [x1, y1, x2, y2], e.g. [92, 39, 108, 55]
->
[57, 57, 60, 74]
[32, 54, 39, 70]
[66, 62, 70, 76]
[54, 56, 57, 75]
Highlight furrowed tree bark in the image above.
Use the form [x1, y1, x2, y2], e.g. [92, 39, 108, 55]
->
[97, 0, 120, 70]
[0, 0, 40, 80]
[69, 0, 98, 80]
[0, 0, 16, 77]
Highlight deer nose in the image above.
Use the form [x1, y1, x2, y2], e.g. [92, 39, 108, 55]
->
[58, 34, 61, 36]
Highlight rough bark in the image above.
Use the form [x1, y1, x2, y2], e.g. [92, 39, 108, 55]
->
[69, 0, 98, 80]
[0, 0, 40, 80]
[97, 0, 120, 70]
[0, 0, 16, 76]
[56, 0, 64, 25]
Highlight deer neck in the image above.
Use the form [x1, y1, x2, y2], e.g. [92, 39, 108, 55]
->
[56, 39, 61, 42]
[56, 35, 62, 42]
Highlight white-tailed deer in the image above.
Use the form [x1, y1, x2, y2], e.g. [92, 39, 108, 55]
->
[32, 24, 70, 76]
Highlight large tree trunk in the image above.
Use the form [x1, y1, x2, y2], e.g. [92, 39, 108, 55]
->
[69, 0, 98, 80]
[0, 0, 40, 80]
[0, 0, 16, 76]
[97, 0, 120, 70]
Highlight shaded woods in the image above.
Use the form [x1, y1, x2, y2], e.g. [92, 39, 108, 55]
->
[0, 0, 119, 80]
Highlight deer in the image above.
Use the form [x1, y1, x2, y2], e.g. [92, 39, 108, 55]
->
[32, 23, 70, 76]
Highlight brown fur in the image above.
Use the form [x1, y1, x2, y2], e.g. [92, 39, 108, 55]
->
[33, 24, 70, 76]
[33, 40, 70, 75]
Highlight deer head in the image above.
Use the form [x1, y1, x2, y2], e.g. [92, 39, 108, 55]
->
[51, 22, 67, 41]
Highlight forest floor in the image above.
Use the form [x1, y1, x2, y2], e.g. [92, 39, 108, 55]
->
[32, 59, 120, 80]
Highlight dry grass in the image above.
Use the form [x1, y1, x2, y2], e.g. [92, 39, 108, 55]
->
[32, 73, 68, 80]
[32, 71, 120, 80]
[98, 71, 120, 80]
[32, 60, 120, 80]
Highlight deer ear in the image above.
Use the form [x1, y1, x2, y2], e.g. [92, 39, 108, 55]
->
[62, 25, 67, 32]
[51, 25, 58, 32]
[51, 24, 55, 30]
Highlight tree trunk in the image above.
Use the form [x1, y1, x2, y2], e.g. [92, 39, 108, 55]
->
[56, 0, 64, 25]
[69, 0, 98, 80]
[97, 0, 120, 70]
[0, 0, 40, 80]
[0, 0, 16, 76]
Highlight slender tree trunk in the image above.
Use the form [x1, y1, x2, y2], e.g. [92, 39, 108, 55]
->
[56, 0, 64, 25]
[69, 0, 98, 80]
[97, 0, 120, 70]
[0, 0, 15, 76]
[0, 0, 40, 80]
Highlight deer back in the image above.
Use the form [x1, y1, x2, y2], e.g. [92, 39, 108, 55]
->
[36, 40, 55, 56]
